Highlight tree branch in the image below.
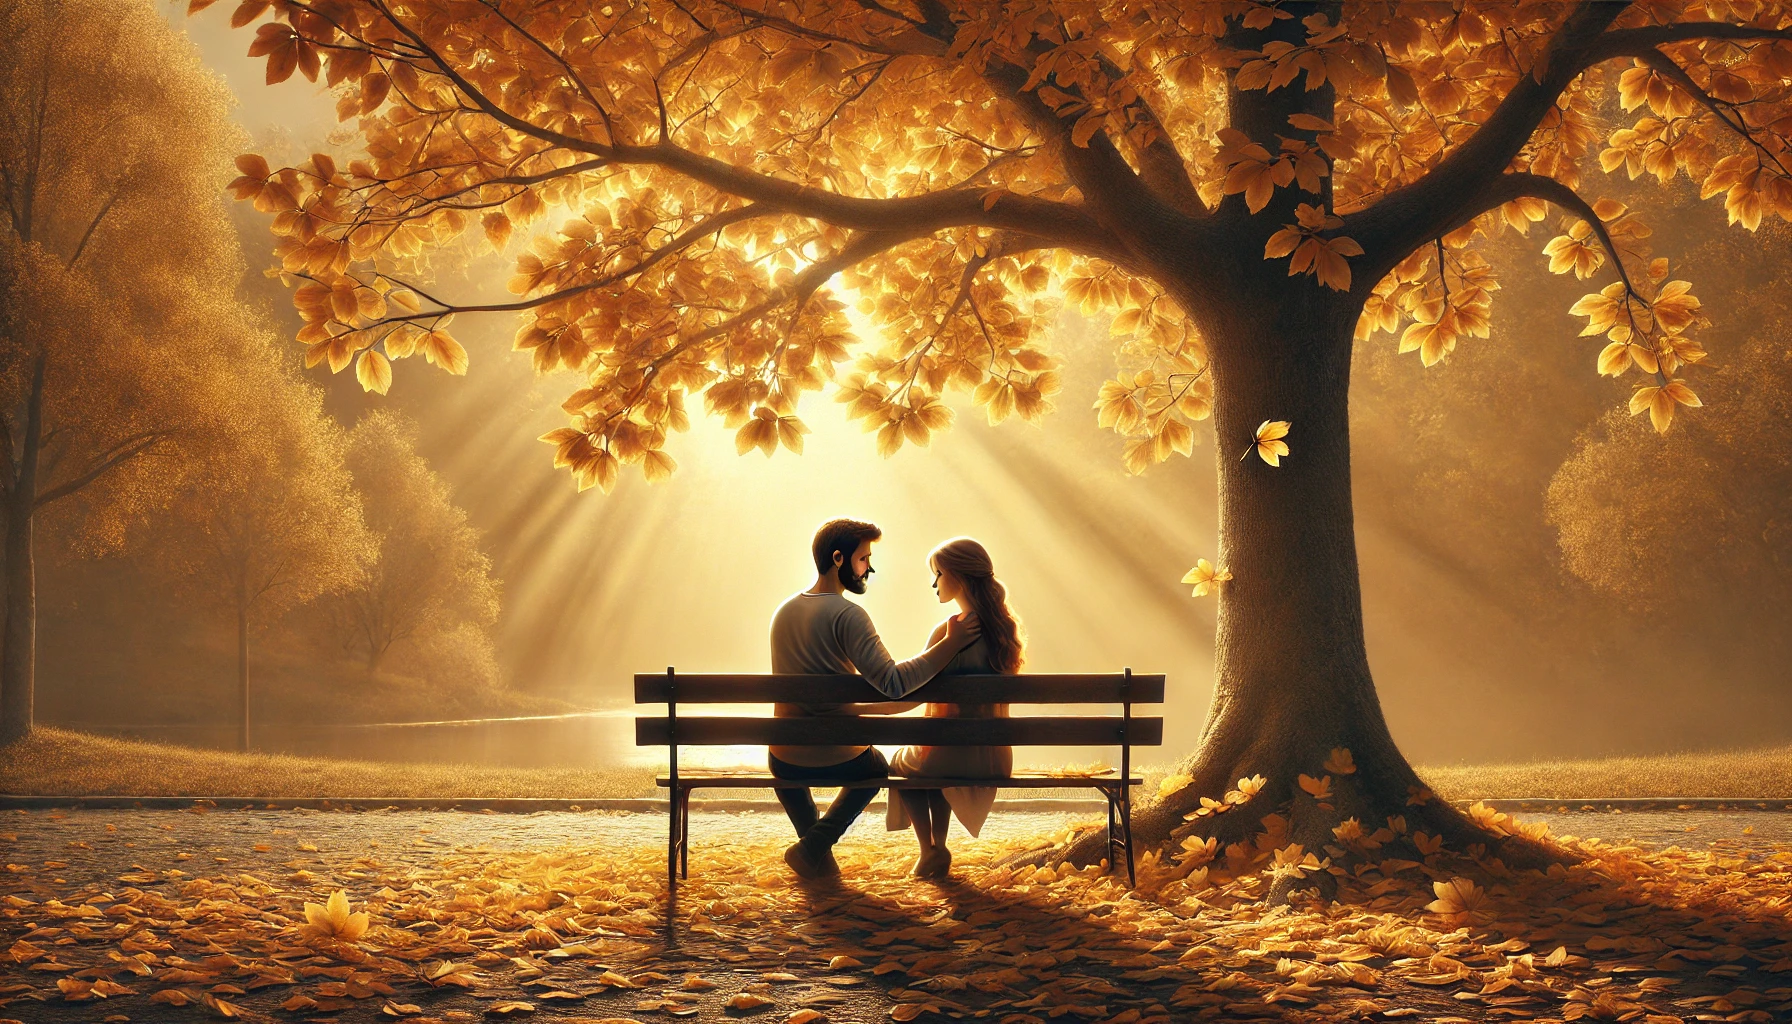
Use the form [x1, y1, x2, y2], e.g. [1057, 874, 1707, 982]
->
[369, 1, 1119, 259]
[597, 226, 919, 429]
[33, 430, 172, 510]
[1449, 171, 1636, 293]
[67, 182, 126, 269]
[1633, 47, 1792, 179]
[474, 0, 611, 127]
[1582, 21, 1792, 66]
[1344, 0, 1629, 292]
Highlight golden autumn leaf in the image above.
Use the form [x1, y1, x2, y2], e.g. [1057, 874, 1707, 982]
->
[727, 992, 775, 1010]
[420, 331, 468, 375]
[1426, 877, 1489, 920]
[355, 349, 392, 395]
[1268, 843, 1327, 880]
[301, 889, 369, 942]
[1628, 379, 1701, 433]
[1244, 420, 1292, 466]
[1156, 772, 1192, 798]
[1543, 223, 1604, 279]
[1297, 774, 1332, 800]
[1179, 558, 1232, 597]
[641, 449, 677, 483]
[1323, 747, 1356, 775]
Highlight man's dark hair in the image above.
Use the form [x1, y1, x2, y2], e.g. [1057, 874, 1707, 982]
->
[812, 519, 882, 574]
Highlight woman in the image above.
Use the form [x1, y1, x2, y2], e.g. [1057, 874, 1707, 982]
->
[886, 537, 1024, 878]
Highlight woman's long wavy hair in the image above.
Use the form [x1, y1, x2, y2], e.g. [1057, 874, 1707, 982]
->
[931, 538, 1025, 674]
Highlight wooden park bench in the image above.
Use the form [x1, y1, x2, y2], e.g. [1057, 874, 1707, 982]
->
[634, 669, 1163, 901]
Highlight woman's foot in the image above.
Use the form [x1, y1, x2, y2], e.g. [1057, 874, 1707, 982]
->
[912, 846, 952, 879]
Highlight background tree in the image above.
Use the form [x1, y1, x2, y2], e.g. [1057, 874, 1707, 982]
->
[215, 0, 1792, 873]
[1548, 328, 1792, 614]
[150, 362, 373, 751]
[0, 0, 257, 742]
[325, 410, 500, 671]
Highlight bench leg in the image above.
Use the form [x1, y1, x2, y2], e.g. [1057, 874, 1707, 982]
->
[1104, 785, 1121, 874]
[678, 786, 691, 879]
[1120, 789, 1136, 887]
[666, 785, 683, 905]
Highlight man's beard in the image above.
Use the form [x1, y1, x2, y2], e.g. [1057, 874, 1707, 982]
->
[838, 562, 869, 594]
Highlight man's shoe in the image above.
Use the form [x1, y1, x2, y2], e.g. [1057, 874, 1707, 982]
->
[784, 841, 830, 880]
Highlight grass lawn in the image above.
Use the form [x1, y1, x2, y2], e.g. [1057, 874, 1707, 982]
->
[1416, 745, 1792, 799]
[3, 727, 1790, 799]
[0, 728, 657, 799]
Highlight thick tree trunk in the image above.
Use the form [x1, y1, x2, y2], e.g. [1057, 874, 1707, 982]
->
[1159, 299, 1440, 840]
[1061, 285, 1522, 886]
[236, 576, 250, 752]
[0, 494, 35, 746]
[0, 359, 44, 746]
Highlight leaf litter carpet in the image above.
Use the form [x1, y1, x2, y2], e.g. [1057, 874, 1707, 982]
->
[1, 805, 1791, 1023]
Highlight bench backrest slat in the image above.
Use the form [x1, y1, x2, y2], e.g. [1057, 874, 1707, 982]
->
[633, 673, 1164, 705]
[635, 715, 1163, 747]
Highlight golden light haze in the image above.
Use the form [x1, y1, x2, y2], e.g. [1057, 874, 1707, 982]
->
[146, 1, 1792, 773]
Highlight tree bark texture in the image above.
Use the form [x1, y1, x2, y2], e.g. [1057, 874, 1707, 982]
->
[0, 359, 44, 745]
[1057, 264, 1529, 884]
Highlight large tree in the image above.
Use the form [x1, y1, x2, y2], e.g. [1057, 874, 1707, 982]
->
[214, 0, 1792, 868]
[0, 0, 255, 742]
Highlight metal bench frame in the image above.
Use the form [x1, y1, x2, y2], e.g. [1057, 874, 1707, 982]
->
[634, 667, 1164, 907]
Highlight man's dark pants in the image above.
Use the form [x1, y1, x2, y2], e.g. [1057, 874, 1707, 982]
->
[768, 747, 889, 855]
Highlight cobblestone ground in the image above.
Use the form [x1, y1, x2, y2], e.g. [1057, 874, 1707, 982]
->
[0, 808, 1092, 1024]
[2, 808, 1789, 1023]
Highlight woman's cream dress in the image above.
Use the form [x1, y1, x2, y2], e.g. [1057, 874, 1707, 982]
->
[885, 636, 1012, 837]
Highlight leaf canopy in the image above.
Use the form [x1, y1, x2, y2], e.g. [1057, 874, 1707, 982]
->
[207, 0, 1792, 488]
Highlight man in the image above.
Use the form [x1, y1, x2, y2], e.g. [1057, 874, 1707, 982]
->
[769, 518, 978, 880]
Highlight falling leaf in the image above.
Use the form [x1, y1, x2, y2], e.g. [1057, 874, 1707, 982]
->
[1179, 559, 1232, 597]
[1244, 420, 1292, 466]
[1297, 774, 1332, 800]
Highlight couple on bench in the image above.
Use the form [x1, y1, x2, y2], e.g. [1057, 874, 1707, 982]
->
[770, 518, 1023, 881]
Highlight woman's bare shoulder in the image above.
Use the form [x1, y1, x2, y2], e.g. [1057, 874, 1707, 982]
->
[928, 619, 951, 644]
